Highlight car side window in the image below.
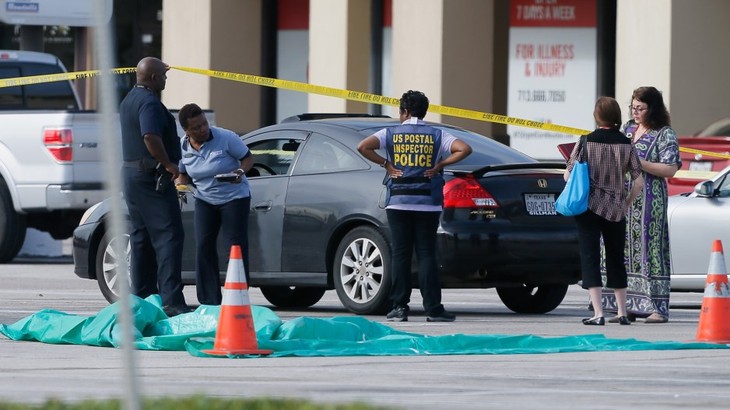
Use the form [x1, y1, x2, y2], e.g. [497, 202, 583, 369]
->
[0, 68, 22, 108]
[247, 137, 302, 176]
[293, 133, 367, 175]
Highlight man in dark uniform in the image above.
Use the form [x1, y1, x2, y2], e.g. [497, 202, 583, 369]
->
[119, 56, 189, 317]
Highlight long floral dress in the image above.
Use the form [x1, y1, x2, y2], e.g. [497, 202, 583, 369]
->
[601, 120, 681, 318]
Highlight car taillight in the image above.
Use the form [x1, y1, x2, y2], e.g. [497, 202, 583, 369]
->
[43, 128, 73, 163]
[443, 175, 498, 208]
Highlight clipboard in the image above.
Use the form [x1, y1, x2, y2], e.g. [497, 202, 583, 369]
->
[557, 142, 576, 160]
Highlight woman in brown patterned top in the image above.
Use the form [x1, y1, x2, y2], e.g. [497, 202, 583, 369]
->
[565, 97, 644, 326]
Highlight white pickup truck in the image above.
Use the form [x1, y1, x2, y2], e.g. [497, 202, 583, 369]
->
[0, 50, 111, 262]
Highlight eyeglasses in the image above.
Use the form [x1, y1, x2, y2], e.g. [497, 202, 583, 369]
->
[628, 105, 647, 113]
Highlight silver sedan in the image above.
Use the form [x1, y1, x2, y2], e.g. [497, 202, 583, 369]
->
[668, 165, 730, 291]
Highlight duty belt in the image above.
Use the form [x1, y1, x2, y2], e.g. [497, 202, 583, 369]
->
[390, 176, 432, 196]
[122, 158, 158, 173]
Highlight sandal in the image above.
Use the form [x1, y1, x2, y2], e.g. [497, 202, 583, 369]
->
[644, 313, 668, 324]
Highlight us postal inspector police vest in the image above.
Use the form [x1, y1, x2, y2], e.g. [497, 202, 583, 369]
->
[385, 124, 445, 206]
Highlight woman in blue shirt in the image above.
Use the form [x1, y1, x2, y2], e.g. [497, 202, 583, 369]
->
[177, 103, 253, 305]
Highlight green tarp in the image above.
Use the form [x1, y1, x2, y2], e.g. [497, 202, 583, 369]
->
[1, 295, 726, 358]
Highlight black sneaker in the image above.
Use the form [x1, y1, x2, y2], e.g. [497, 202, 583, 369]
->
[386, 306, 408, 322]
[426, 310, 456, 322]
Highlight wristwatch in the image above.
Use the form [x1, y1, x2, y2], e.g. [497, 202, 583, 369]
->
[379, 159, 388, 168]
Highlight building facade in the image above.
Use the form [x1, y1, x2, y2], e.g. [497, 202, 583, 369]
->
[3, 0, 729, 147]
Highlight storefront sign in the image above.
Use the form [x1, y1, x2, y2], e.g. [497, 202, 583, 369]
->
[0, 0, 112, 26]
[507, 0, 596, 160]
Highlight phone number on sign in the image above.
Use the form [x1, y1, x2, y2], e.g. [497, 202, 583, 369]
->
[517, 89, 566, 103]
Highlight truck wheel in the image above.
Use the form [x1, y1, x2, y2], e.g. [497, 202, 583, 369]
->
[0, 180, 26, 262]
[95, 231, 130, 303]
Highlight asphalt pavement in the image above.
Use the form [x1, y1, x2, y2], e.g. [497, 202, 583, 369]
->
[1, 258, 729, 409]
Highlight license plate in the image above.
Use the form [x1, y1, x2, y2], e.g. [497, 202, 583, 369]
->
[689, 161, 712, 172]
[525, 193, 556, 216]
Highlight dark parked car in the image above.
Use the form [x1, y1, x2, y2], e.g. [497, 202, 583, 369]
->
[73, 114, 581, 315]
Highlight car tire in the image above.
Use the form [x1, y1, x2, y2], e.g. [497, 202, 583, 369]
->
[259, 286, 326, 308]
[95, 230, 130, 303]
[0, 179, 26, 263]
[333, 226, 391, 315]
[496, 284, 569, 314]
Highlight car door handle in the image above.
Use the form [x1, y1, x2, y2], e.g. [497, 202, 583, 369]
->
[253, 200, 272, 212]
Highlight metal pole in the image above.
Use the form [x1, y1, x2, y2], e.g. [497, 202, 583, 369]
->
[92, 2, 141, 410]
[370, 0, 383, 116]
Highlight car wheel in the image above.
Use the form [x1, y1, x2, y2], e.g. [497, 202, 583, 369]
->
[496, 284, 569, 314]
[95, 231, 130, 303]
[259, 286, 326, 308]
[333, 226, 391, 315]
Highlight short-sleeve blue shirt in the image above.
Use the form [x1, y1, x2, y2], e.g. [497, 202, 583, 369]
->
[179, 126, 251, 205]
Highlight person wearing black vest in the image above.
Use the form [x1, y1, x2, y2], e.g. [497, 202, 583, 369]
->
[119, 57, 189, 317]
[358, 90, 472, 322]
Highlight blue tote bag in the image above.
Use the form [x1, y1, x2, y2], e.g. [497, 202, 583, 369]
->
[556, 136, 589, 216]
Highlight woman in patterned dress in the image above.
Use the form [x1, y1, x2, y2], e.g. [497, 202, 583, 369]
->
[602, 86, 681, 323]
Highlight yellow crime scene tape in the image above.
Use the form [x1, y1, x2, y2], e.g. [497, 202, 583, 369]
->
[172, 66, 590, 136]
[0, 67, 136, 87]
[1, 65, 726, 180]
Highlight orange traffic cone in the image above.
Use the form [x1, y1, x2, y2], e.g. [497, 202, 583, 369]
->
[696, 239, 730, 344]
[203, 245, 272, 355]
